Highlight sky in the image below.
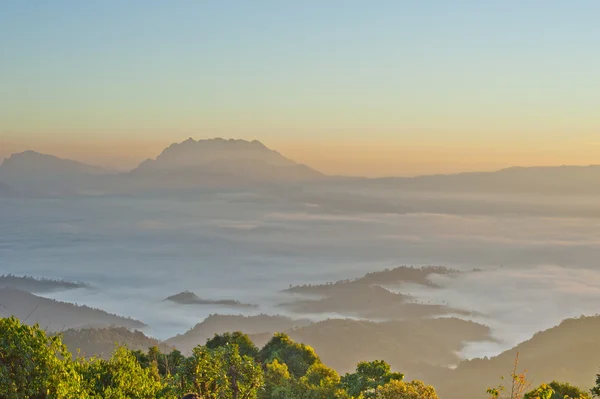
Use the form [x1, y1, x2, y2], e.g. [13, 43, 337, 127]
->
[1, 1, 599, 176]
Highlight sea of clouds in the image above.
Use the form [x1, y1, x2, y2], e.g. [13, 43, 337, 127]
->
[1, 189, 600, 357]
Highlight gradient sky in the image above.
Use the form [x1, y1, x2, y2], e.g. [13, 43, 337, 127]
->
[1, 1, 599, 176]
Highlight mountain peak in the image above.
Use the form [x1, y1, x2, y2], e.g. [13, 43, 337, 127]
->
[139, 137, 298, 170]
[130, 137, 324, 184]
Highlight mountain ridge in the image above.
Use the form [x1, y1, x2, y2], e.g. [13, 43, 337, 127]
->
[4, 138, 600, 195]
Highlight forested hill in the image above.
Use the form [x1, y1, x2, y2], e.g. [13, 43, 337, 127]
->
[432, 315, 600, 399]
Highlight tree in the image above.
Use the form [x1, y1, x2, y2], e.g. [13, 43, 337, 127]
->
[297, 362, 349, 399]
[528, 381, 590, 399]
[522, 384, 554, 399]
[179, 346, 227, 399]
[222, 344, 264, 399]
[375, 379, 439, 399]
[487, 353, 532, 399]
[0, 316, 87, 399]
[591, 373, 600, 398]
[206, 332, 259, 359]
[79, 346, 164, 399]
[178, 344, 263, 399]
[341, 360, 404, 399]
[260, 360, 293, 399]
[258, 333, 320, 379]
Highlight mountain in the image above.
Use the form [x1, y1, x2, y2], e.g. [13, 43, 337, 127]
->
[1, 150, 108, 177]
[0, 151, 111, 195]
[0, 288, 145, 332]
[361, 165, 600, 195]
[127, 138, 324, 187]
[431, 315, 600, 399]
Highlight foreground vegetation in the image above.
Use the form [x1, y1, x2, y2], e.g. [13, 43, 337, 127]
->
[0, 317, 597, 399]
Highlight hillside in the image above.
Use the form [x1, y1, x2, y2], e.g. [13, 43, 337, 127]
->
[165, 314, 311, 353]
[432, 315, 600, 399]
[166, 314, 492, 376]
[261, 317, 492, 376]
[285, 266, 458, 294]
[0, 288, 145, 331]
[280, 266, 471, 320]
[60, 326, 171, 359]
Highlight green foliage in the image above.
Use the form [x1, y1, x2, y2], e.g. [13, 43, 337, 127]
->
[133, 346, 185, 378]
[592, 373, 600, 398]
[524, 384, 554, 399]
[206, 332, 259, 359]
[258, 333, 320, 379]
[79, 346, 164, 399]
[526, 381, 591, 399]
[297, 362, 349, 399]
[341, 360, 404, 399]
[178, 343, 263, 399]
[260, 360, 293, 399]
[0, 316, 86, 399]
[374, 379, 439, 399]
[1, 316, 598, 399]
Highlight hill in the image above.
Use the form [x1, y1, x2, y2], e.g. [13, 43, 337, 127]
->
[165, 314, 492, 377]
[164, 291, 257, 308]
[165, 314, 311, 353]
[432, 315, 600, 399]
[59, 326, 172, 359]
[280, 266, 472, 320]
[285, 266, 458, 294]
[0, 288, 145, 331]
[252, 317, 492, 376]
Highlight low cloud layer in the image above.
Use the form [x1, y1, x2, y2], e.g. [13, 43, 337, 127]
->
[401, 266, 600, 358]
[2, 190, 600, 348]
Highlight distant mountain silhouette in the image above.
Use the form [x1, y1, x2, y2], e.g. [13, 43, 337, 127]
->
[1, 150, 108, 177]
[0, 151, 111, 195]
[5, 141, 600, 195]
[127, 138, 324, 187]
[361, 165, 600, 195]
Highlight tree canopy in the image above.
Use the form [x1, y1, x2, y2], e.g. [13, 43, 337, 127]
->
[2, 316, 592, 399]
